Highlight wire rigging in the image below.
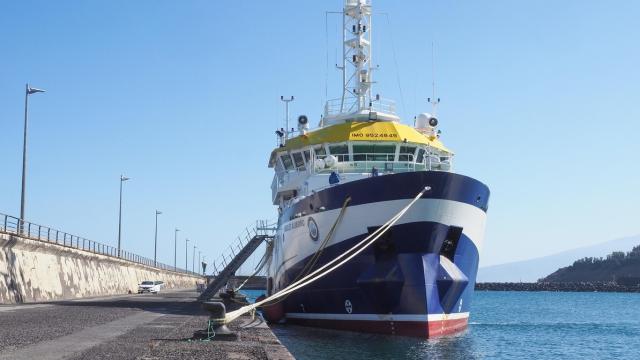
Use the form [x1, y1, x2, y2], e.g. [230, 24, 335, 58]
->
[384, 13, 407, 121]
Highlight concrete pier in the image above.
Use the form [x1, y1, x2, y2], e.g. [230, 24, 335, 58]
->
[0, 290, 294, 360]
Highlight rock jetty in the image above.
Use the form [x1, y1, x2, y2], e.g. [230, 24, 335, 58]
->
[475, 281, 640, 293]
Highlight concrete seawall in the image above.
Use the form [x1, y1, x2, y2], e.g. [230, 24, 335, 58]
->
[0, 233, 203, 304]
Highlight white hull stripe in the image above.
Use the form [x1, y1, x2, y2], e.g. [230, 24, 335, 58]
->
[285, 312, 470, 322]
[274, 198, 487, 278]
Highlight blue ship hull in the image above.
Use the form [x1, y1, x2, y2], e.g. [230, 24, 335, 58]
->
[269, 171, 489, 337]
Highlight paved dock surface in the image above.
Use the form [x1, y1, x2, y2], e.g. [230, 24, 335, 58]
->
[0, 290, 293, 360]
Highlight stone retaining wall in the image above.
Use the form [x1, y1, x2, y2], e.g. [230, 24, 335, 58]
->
[0, 233, 203, 304]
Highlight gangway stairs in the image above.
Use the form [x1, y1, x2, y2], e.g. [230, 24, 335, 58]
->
[198, 220, 275, 301]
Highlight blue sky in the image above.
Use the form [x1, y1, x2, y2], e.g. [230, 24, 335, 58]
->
[1, 0, 639, 269]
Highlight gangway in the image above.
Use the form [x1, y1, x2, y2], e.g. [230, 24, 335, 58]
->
[198, 220, 275, 301]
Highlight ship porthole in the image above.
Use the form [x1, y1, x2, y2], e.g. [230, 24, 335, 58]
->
[345, 299, 353, 314]
[308, 217, 319, 241]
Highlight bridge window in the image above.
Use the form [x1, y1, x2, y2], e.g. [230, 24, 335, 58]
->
[329, 144, 349, 162]
[352, 144, 396, 161]
[399, 146, 416, 162]
[292, 152, 305, 170]
[416, 148, 425, 163]
[303, 150, 311, 163]
[313, 145, 327, 158]
[280, 154, 294, 170]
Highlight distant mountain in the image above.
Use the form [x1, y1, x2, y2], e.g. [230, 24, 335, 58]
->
[477, 235, 640, 282]
[542, 245, 640, 283]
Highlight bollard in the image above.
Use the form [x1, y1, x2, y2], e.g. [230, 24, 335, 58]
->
[202, 302, 235, 337]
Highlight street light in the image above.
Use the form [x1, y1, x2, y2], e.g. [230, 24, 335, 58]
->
[192, 245, 197, 273]
[174, 228, 180, 270]
[185, 238, 190, 272]
[117, 174, 130, 257]
[198, 250, 201, 274]
[154, 210, 162, 266]
[19, 84, 45, 232]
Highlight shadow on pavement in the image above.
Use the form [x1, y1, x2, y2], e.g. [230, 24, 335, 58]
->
[50, 291, 207, 316]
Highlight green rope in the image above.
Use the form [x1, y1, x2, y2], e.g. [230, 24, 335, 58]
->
[206, 319, 216, 340]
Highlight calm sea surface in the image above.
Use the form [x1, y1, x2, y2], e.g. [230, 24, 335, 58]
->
[243, 290, 640, 359]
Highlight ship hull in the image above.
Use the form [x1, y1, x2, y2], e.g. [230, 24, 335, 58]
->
[268, 171, 489, 337]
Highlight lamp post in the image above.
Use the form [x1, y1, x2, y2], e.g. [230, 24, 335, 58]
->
[19, 84, 45, 232]
[117, 174, 130, 257]
[174, 228, 180, 270]
[198, 250, 201, 274]
[185, 238, 190, 272]
[192, 245, 197, 273]
[154, 210, 162, 266]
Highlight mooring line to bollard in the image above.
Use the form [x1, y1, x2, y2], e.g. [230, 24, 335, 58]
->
[257, 196, 352, 306]
[223, 187, 429, 324]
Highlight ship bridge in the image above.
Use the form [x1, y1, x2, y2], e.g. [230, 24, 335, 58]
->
[268, 121, 453, 206]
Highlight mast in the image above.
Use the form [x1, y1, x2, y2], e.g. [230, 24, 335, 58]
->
[340, 0, 373, 114]
[324, 0, 398, 124]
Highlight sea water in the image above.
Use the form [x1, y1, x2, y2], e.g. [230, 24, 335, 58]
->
[243, 291, 640, 359]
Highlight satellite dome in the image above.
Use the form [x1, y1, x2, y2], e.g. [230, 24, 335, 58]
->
[324, 155, 338, 168]
[415, 113, 437, 129]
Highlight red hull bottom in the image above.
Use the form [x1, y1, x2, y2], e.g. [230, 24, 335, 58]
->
[285, 317, 468, 338]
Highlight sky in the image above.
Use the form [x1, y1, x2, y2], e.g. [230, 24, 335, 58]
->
[1, 0, 639, 270]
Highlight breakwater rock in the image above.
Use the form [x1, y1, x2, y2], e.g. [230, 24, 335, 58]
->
[475, 282, 640, 293]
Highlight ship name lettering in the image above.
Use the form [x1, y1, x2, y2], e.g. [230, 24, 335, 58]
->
[284, 219, 305, 232]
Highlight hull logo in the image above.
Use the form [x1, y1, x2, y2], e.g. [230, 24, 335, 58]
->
[345, 299, 353, 314]
[308, 217, 319, 241]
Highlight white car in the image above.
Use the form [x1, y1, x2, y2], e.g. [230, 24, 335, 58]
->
[138, 280, 163, 294]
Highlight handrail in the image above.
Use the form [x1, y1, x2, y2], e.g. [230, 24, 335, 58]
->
[0, 213, 200, 276]
[208, 219, 276, 278]
[324, 97, 397, 117]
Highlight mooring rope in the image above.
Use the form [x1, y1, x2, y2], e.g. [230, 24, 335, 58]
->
[223, 187, 428, 324]
[237, 196, 351, 294]
[260, 196, 352, 306]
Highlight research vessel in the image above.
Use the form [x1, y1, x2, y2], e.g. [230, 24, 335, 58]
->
[265, 0, 489, 337]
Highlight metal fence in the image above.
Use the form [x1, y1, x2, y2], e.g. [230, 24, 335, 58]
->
[0, 212, 200, 276]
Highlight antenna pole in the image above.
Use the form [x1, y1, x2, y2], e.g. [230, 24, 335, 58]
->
[280, 96, 295, 142]
[429, 41, 440, 115]
[431, 42, 435, 106]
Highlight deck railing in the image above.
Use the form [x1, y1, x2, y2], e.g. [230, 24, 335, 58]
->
[0, 213, 200, 276]
[324, 97, 397, 118]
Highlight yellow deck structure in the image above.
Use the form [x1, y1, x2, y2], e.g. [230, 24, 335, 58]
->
[269, 121, 451, 167]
